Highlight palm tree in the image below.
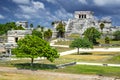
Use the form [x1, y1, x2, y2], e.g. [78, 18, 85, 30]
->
[30, 23, 33, 29]
[37, 25, 41, 28]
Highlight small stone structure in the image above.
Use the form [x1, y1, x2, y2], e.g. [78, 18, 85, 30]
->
[16, 21, 28, 29]
[4, 30, 32, 57]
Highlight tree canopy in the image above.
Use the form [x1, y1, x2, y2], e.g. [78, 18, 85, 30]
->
[113, 30, 120, 40]
[69, 38, 93, 54]
[32, 29, 42, 39]
[105, 36, 110, 44]
[12, 35, 59, 66]
[30, 23, 33, 28]
[100, 23, 105, 32]
[0, 22, 25, 35]
[84, 27, 101, 45]
[44, 29, 52, 41]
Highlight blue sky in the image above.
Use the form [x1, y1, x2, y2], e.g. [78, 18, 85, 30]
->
[0, 0, 120, 27]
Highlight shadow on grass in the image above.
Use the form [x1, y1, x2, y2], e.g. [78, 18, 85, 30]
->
[80, 52, 93, 55]
[14, 63, 57, 70]
[71, 52, 93, 55]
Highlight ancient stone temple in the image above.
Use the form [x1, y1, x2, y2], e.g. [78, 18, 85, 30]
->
[66, 11, 102, 35]
[74, 11, 94, 19]
[52, 11, 120, 38]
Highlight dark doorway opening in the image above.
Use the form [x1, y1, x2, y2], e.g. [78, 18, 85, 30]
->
[15, 37, 18, 42]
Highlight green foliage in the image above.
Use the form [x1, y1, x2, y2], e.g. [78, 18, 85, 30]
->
[108, 54, 120, 64]
[14, 25, 25, 30]
[44, 29, 52, 41]
[69, 38, 93, 54]
[32, 29, 42, 38]
[113, 30, 120, 40]
[0, 22, 25, 35]
[100, 23, 105, 32]
[84, 27, 101, 45]
[51, 22, 55, 26]
[12, 35, 59, 66]
[56, 22, 65, 38]
[37, 25, 41, 28]
[105, 36, 110, 44]
[30, 23, 33, 28]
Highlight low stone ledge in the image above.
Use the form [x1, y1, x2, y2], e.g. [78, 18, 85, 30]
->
[56, 62, 76, 68]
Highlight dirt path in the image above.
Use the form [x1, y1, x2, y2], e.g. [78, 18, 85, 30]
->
[0, 67, 115, 80]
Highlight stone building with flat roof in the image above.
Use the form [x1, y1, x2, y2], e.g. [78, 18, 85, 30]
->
[16, 21, 28, 29]
[4, 30, 32, 57]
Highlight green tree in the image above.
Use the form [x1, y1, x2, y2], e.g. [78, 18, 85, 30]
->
[84, 27, 101, 45]
[41, 27, 44, 39]
[69, 38, 93, 54]
[105, 36, 110, 44]
[30, 23, 33, 28]
[56, 22, 65, 38]
[0, 22, 24, 35]
[51, 22, 55, 26]
[12, 35, 59, 66]
[113, 30, 120, 40]
[100, 23, 105, 33]
[44, 29, 52, 41]
[32, 29, 42, 38]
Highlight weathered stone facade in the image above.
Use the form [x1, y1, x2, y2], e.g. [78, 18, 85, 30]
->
[4, 30, 32, 56]
[52, 11, 120, 38]
[16, 21, 28, 29]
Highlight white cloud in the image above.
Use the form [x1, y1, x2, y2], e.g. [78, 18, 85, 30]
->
[54, 8, 73, 20]
[0, 14, 5, 19]
[15, 14, 31, 19]
[93, 0, 120, 6]
[32, 1, 45, 9]
[19, 5, 36, 13]
[18, 1, 45, 14]
[78, 0, 87, 4]
[12, 0, 30, 4]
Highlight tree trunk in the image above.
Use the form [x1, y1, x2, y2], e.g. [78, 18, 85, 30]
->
[31, 58, 34, 67]
[77, 48, 79, 55]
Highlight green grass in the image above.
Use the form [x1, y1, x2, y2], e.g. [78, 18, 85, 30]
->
[106, 54, 120, 64]
[66, 33, 80, 39]
[61, 52, 120, 63]
[54, 65, 120, 77]
[0, 51, 120, 77]
[55, 47, 73, 52]
[98, 39, 120, 44]
[54, 40, 72, 45]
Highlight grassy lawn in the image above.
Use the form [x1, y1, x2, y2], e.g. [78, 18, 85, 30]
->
[54, 40, 72, 45]
[98, 39, 120, 44]
[0, 52, 120, 78]
[54, 65, 120, 77]
[66, 33, 80, 39]
[54, 47, 73, 52]
[61, 52, 120, 63]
